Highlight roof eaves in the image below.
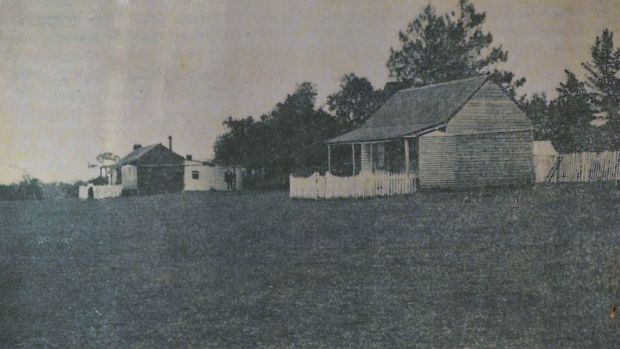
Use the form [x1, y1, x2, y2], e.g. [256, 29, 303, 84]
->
[116, 143, 160, 166]
[327, 136, 397, 145]
[403, 123, 448, 138]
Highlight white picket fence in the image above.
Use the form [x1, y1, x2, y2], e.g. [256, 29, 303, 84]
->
[290, 172, 417, 199]
[547, 150, 620, 183]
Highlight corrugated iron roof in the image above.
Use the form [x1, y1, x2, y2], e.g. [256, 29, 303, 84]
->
[117, 144, 160, 166]
[328, 75, 489, 144]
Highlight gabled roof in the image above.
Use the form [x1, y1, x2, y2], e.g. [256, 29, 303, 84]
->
[117, 144, 160, 166]
[327, 75, 489, 144]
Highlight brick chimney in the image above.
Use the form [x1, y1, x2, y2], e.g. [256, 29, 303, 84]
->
[133, 144, 142, 150]
[186, 155, 192, 160]
[168, 136, 172, 151]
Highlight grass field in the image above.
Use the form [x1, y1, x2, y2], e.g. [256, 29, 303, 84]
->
[1, 184, 620, 347]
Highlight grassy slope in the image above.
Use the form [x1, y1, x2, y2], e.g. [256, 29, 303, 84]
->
[1, 185, 619, 348]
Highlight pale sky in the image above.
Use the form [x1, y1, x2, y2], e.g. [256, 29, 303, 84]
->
[1, 0, 619, 184]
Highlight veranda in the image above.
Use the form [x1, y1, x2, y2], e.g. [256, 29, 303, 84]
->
[327, 138, 419, 176]
[289, 138, 419, 199]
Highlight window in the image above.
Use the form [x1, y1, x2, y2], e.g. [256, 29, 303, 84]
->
[192, 170, 199, 180]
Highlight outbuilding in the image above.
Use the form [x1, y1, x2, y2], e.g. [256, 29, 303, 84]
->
[183, 155, 244, 191]
[116, 140, 185, 195]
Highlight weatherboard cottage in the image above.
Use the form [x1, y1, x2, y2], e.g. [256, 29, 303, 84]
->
[116, 140, 185, 196]
[326, 75, 534, 188]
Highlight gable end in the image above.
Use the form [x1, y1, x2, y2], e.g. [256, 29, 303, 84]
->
[447, 81, 532, 134]
[136, 144, 185, 165]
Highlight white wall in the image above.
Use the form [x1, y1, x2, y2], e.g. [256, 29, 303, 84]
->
[79, 184, 123, 200]
[533, 141, 558, 183]
[184, 162, 243, 191]
[121, 165, 138, 190]
[533, 155, 558, 183]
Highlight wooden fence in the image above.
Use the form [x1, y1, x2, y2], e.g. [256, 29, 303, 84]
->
[546, 150, 620, 183]
[290, 172, 417, 199]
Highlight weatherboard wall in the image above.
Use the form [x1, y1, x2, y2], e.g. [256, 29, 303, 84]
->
[419, 130, 533, 189]
[453, 130, 534, 187]
[134, 145, 185, 195]
[439, 80, 534, 188]
[418, 133, 456, 188]
[447, 81, 533, 134]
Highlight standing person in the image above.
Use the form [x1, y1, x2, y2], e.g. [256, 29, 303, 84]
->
[231, 169, 237, 191]
[224, 169, 232, 191]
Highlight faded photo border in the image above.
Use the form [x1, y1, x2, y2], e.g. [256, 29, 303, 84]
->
[1, 1, 620, 347]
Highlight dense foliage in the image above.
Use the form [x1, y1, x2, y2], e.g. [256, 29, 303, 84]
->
[0, 177, 96, 201]
[386, 0, 525, 96]
[0, 177, 43, 201]
[326, 73, 385, 129]
[94, 152, 120, 182]
[582, 29, 620, 149]
[214, 83, 341, 188]
[551, 71, 597, 153]
[526, 28, 620, 153]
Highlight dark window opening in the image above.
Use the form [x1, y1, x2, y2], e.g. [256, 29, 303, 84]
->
[192, 170, 200, 180]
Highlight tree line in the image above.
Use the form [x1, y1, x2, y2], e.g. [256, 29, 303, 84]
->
[0, 176, 93, 201]
[0, 177, 44, 201]
[526, 28, 620, 153]
[0, 173, 114, 201]
[214, 1, 619, 187]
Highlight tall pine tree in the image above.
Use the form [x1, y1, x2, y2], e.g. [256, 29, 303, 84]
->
[581, 28, 620, 149]
[524, 93, 553, 141]
[387, 0, 524, 96]
[549, 70, 595, 153]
